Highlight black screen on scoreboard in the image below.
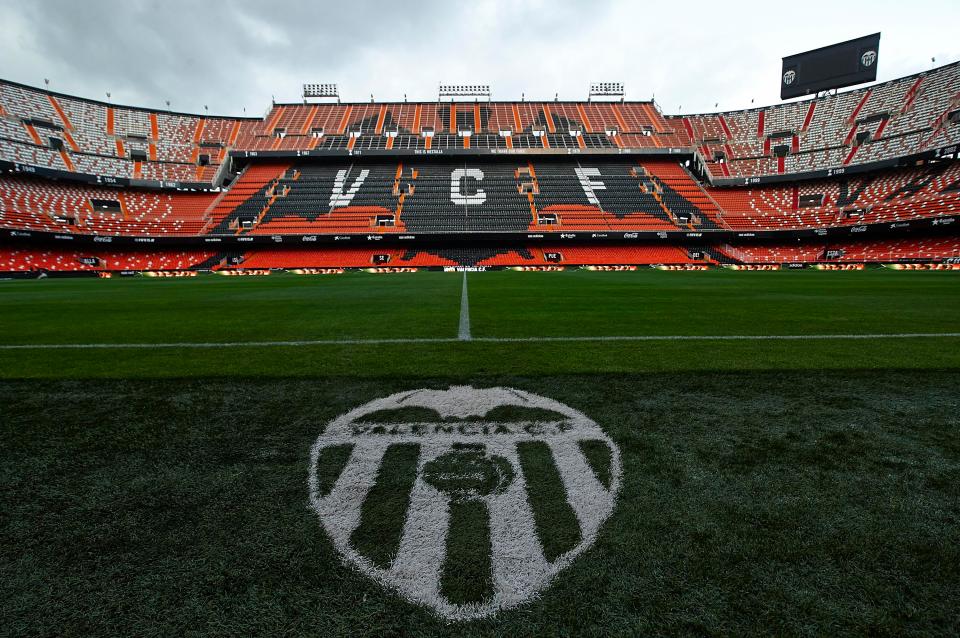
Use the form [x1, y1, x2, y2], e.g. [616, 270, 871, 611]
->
[781, 33, 880, 100]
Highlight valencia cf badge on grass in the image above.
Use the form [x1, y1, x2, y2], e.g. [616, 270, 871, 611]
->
[308, 386, 622, 620]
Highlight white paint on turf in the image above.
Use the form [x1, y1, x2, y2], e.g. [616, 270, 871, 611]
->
[3, 332, 960, 349]
[458, 272, 471, 341]
[307, 386, 623, 621]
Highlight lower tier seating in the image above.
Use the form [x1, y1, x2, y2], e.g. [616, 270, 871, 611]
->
[0, 249, 215, 271]
[719, 237, 960, 263]
[2, 238, 957, 272]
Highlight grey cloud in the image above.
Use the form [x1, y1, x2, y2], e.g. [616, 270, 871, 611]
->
[0, 0, 957, 118]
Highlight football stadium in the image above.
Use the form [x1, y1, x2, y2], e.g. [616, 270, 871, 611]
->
[2, 1, 959, 635]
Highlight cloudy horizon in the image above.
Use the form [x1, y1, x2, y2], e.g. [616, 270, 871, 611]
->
[0, 0, 957, 118]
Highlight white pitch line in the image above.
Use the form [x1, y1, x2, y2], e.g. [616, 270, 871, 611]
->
[1, 333, 960, 350]
[458, 272, 471, 341]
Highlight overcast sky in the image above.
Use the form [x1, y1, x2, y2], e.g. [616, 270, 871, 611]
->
[0, 0, 957, 118]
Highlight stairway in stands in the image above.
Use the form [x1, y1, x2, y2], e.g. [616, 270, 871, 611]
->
[202, 162, 290, 233]
[642, 160, 725, 228]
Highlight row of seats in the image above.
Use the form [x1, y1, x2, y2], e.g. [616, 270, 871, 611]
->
[210, 159, 717, 234]
[3, 238, 957, 272]
[2, 60, 957, 186]
[706, 161, 960, 229]
[0, 249, 215, 271]
[0, 175, 218, 235]
[0, 80, 251, 185]
[679, 61, 960, 179]
[0, 159, 957, 236]
[234, 101, 684, 152]
[719, 237, 960, 263]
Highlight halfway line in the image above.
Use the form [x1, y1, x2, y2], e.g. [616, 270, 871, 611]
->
[458, 272, 472, 341]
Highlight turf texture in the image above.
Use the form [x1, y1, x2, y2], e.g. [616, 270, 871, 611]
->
[1, 269, 959, 636]
[2, 373, 959, 636]
[1, 269, 959, 378]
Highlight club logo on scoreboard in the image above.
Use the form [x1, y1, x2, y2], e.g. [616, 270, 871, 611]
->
[308, 386, 622, 620]
[861, 50, 877, 67]
[783, 70, 797, 85]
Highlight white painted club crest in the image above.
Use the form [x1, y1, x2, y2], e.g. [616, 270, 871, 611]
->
[861, 50, 877, 67]
[308, 386, 622, 621]
[783, 70, 797, 85]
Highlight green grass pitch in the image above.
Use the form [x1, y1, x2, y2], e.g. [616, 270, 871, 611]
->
[1, 269, 959, 636]
[1, 269, 959, 377]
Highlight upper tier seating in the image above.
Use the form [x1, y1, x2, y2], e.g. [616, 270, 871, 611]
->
[677, 61, 960, 180]
[231, 100, 678, 154]
[0, 80, 251, 186]
[2, 59, 957, 186]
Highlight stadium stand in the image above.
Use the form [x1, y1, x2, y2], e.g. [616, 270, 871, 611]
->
[718, 237, 960, 263]
[0, 248, 215, 272]
[3, 159, 956, 237]
[1, 61, 958, 271]
[677, 61, 960, 180]
[0, 176, 217, 235]
[0, 79, 252, 187]
[3, 61, 956, 187]
[0, 159, 702, 235]
[3, 237, 957, 273]
[705, 162, 960, 229]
